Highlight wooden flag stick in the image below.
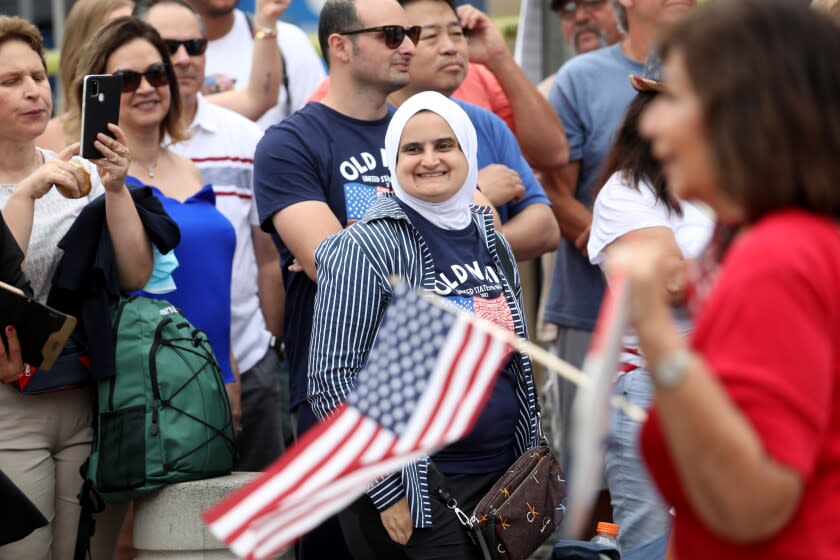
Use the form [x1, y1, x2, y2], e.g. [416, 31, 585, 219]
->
[421, 291, 648, 423]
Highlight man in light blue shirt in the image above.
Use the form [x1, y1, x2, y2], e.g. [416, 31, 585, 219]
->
[540, 0, 695, 550]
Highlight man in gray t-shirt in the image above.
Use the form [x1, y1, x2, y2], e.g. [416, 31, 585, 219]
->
[539, 0, 694, 539]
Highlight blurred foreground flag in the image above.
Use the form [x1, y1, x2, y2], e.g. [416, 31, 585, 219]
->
[202, 281, 513, 559]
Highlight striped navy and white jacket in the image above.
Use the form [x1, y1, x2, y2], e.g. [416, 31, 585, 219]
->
[308, 194, 541, 529]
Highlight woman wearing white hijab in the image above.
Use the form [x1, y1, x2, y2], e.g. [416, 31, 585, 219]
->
[308, 91, 541, 558]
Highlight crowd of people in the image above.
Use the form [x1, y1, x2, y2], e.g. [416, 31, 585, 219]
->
[0, 0, 838, 558]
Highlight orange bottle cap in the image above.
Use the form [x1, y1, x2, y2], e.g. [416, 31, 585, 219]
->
[596, 522, 620, 537]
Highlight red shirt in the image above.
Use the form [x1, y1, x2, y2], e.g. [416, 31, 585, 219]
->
[641, 210, 840, 559]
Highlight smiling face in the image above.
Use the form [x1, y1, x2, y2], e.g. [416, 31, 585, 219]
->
[145, 3, 205, 101]
[106, 38, 170, 134]
[0, 40, 51, 142]
[396, 110, 468, 203]
[402, 0, 467, 96]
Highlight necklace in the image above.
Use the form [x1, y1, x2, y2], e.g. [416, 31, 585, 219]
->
[141, 153, 160, 179]
[134, 149, 162, 179]
[144, 159, 159, 179]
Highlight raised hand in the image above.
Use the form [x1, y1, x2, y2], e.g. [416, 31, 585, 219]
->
[89, 123, 131, 192]
[456, 4, 508, 65]
[254, 0, 291, 28]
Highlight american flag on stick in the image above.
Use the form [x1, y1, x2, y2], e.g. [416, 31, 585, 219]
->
[202, 281, 514, 559]
[563, 271, 632, 539]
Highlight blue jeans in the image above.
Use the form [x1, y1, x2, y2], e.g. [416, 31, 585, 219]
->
[605, 370, 669, 551]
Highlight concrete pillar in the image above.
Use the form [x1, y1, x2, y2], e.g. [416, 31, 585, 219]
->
[133, 472, 258, 559]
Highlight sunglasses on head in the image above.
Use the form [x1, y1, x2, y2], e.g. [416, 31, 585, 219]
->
[339, 25, 422, 49]
[164, 38, 209, 56]
[113, 64, 170, 93]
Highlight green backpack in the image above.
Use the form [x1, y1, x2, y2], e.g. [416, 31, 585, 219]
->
[86, 296, 235, 503]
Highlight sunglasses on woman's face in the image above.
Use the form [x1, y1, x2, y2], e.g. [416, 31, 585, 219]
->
[164, 38, 209, 57]
[113, 64, 170, 93]
[339, 25, 422, 49]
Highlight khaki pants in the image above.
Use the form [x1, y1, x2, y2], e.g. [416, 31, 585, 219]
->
[0, 384, 125, 559]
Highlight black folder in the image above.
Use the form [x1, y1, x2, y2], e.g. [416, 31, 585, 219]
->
[0, 281, 76, 370]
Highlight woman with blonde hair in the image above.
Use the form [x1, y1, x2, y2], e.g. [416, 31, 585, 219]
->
[0, 14, 151, 559]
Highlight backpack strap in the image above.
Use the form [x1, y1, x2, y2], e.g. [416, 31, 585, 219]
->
[244, 11, 292, 116]
[74, 459, 105, 560]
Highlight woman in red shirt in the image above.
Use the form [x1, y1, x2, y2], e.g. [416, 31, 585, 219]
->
[610, 1, 840, 559]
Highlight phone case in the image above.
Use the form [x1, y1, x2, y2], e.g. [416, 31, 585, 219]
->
[80, 74, 122, 160]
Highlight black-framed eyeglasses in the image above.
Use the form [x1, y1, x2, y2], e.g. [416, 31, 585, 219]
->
[339, 25, 422, 49]
[164, 38, 209, 56]
[114, 64, 170, 93]
[557, 0, 607, 20]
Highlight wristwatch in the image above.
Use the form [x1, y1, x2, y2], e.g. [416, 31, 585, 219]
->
[254, 25, 278, 40]
[652, 348, 693, 389]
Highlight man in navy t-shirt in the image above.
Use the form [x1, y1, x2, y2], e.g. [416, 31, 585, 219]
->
[253, 0, 417, 435]
[253, 0, 418, 555]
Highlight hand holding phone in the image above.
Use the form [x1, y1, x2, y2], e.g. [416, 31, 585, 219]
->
[80, 74, 121, 160]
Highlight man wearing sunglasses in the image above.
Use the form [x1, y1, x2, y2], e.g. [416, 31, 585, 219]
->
[135, 0, 290, 478]
[251, 0, 416, 557]
[388, 0, 560, 262]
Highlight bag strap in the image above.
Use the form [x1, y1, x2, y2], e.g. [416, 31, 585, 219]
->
[492, 231, 515, 290]
[74, 460, 105, 560]
[427, 462, 493, 560]
[492, 231, 548, 445]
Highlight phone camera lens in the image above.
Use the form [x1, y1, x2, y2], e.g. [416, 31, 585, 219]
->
[90, 80, 100, 97]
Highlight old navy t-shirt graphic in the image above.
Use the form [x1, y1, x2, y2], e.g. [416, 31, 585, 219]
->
[398, 204, 514, 332]
[341, 148, 392, 225]
[399, 202, 518, 474]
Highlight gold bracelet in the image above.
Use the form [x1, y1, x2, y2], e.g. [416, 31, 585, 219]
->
[254, 26, 278, 40]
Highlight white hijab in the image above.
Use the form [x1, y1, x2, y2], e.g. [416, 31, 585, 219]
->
[385, 91, 479, 230]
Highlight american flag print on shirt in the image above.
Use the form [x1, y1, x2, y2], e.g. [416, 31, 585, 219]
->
[202, 281, 514, 560]
[446, 293, 515, 334]
[343, 182, 391, 224]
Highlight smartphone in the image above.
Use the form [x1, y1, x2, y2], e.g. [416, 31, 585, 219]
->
[80, 74, 122, 160]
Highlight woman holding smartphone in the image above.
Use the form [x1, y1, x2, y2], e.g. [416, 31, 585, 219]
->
[0, 15, 151, 559]
[73, 16, 240, 420]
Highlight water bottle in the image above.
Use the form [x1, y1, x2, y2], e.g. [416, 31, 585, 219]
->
[590, 521, 621, 558]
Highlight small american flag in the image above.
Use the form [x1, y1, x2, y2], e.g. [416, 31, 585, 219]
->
[202, 281, 513, 559]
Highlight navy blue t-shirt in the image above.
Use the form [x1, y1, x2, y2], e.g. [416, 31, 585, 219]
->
[253, 102, 394, 410]
[400, 202, 518, 474]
